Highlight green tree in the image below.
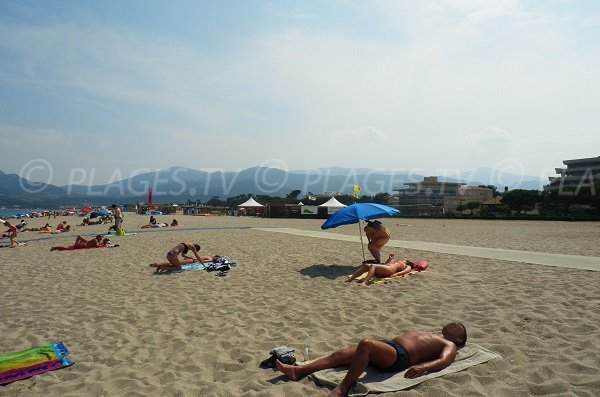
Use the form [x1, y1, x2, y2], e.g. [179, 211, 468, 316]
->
[286, 189, 301, 199]
[206, 196, 223, 207]
[373, 193, 391, 204]
[501, 189, 540, 214]
[466, 201, 481, 212]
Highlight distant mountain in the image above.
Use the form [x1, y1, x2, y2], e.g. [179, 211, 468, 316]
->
[457, 167, 547, 190]
[0, 166, 549, 207]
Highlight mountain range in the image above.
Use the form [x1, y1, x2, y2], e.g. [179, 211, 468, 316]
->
[0, 166, 548, 207]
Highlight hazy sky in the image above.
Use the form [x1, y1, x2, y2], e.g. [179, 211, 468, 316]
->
[1, 0, 599, 185]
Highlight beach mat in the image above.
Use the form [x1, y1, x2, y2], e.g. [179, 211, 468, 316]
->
[102, 232, 137, 237]
[0, 342, 74, 385]
[155, 259, 237, 275]
[308, 343, 501, 396]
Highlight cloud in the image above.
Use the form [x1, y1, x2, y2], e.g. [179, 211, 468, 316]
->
[332, 127, 386, 144]
[0, 2, 599, 181]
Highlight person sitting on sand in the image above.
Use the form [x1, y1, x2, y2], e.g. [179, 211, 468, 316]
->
[50, 225, 72, 234]
[16, 219, 28, 230]
[149, 215, 157, 225]
[23, 223, 52, 232]
[1, 220, 19, 247]
[276, 323, 467, 397]
[50, 234, 105, 251]
[364, 220, 390, 263]
[170, 219, 179, 227]
[149, 242, 206, 273]
[55, 221, 68, 231]
[343, 254, 413, 286]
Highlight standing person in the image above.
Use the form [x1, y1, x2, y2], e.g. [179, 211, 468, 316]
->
[276, 323, 467, 397]
[112, 204, 123, 231]
[363, 220, 390, 263]
[1, 220, 18, 247]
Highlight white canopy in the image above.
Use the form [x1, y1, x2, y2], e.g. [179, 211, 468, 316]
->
[318, 197, 346, 207]
[238, 197, 264, 207]
[298, 202, 304, 206]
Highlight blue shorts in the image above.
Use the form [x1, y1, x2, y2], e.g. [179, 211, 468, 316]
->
[376, 340, 411, 373]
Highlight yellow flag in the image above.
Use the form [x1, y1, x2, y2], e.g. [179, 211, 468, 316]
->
[353, 184, 362, 198]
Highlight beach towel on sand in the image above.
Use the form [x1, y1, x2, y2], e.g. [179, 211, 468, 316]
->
[308, 343, 501, 396]
[155, 258, 237, 275]
[0, 342, 74, 385]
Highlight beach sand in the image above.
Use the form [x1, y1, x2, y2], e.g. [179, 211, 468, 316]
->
[1, 215, 599, 396]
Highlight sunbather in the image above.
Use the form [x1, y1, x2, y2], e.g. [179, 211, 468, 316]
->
[276, 323, 467, 397]
[50, 225, 72, 234]
[23, 223, 52, 232]
[150, 242, 206, 273]
[15, 220, 28, 230]
[141, 222, 168, 228]
[50, 235, 107, 251]
[343, 254, 413, 286]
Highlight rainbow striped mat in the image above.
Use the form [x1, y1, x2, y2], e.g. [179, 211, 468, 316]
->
[0, 341, 74, 385]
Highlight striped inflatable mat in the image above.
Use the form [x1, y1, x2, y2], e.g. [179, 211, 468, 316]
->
[0, 341, 74, 385]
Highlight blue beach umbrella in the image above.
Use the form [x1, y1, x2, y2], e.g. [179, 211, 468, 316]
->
[321, 203, 400, 261]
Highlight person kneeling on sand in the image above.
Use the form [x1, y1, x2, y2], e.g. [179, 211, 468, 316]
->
[342, 254, 413, 286]
[149, 242, 207, 273]
[276, 323, 467, 397]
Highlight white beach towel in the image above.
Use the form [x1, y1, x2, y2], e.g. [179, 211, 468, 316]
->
[308, 343, 501, 396]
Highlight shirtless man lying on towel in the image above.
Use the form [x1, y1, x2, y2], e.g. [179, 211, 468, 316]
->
[342, 254, 413, 286]
[276, 322, 467, 397]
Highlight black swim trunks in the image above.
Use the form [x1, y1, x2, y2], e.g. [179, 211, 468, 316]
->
[376, 340, 411, 373]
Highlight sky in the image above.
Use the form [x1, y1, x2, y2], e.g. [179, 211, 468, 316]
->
[1, 0, 599, 185]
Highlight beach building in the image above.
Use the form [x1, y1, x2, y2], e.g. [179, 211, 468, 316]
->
[391, 177, 466, 216]
[443, 186, 495, 214]
[545, 156, 600, 193]
[391, 176, 493, 216]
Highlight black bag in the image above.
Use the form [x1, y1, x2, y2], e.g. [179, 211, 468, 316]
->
[259, 345, 296, 368]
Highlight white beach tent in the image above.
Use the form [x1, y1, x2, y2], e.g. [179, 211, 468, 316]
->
[318, 197, 347, 208]
[238, 197, 264, 207]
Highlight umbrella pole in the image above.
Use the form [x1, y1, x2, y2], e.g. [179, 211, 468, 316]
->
[358, 221, 366, 262]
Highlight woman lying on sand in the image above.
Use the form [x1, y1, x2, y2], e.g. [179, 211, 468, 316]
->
[50, 235, 110, 251]
[38, 225, 72, 234]
[149, 242, 208, 273]
[342, 254, 414, 286]
[23, 223, 52, 232]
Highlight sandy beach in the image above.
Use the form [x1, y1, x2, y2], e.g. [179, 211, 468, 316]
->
[1, 214, 599, 396]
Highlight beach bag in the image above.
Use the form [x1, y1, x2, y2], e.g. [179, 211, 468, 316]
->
[412, 260, 429, 271]
[259, 346, 296, 368]
[116, 228, 126, 236]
